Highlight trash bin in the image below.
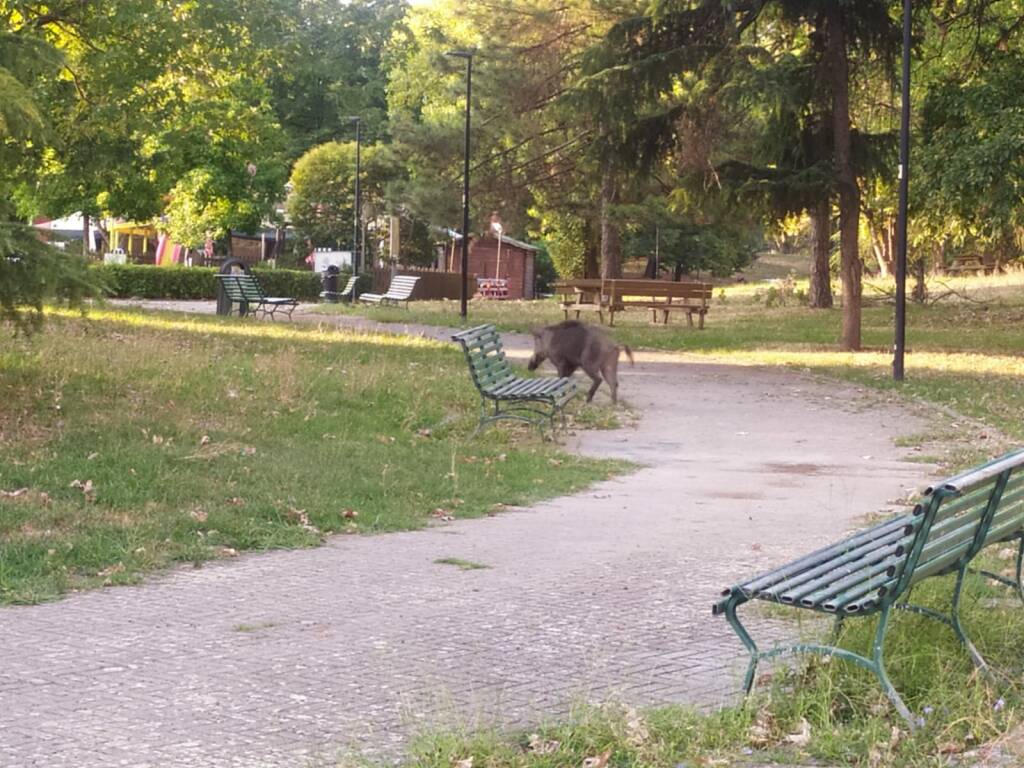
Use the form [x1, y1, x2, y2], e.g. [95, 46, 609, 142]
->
[322, 264, 340, 303]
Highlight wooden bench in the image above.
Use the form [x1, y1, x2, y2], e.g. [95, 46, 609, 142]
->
[605, 279, 712, 327]
[216, 273, 299, 320]
[554, 279, 713, 327]
[452, 324, 577, 436]
[359, 275, 419, 307]
[713, 448, 1024, 726]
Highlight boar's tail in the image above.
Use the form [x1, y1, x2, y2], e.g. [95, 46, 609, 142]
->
[620, 345, 634, 366]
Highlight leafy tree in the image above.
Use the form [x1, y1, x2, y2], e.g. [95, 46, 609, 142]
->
[270, 0, 405, 158]
[1, 7, 95, 332]
[286, 141, 398, 252]
[918, 53, 1024, 264]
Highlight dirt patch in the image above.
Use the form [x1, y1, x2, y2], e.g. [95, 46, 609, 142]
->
[761, 462, 833, 476]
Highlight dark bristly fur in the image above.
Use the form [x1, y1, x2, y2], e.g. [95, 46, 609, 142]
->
[527, 320, 634, 404]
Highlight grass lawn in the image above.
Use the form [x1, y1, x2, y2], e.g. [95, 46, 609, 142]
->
[0, 308, 623, 604]
[312, 271, 1024, 441]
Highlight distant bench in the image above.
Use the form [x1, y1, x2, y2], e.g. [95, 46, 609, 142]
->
[359, 275, 419, 307]
[216, 273, 298, 320]
[714, 448, 1024, 727]
[553, 278, 713, 327]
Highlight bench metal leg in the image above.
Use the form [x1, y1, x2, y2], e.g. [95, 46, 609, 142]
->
[472, 397, 558, 439]
[895, 567, 997, 677]
[974, 536, 1024, 605]
[722, 596, 917, 728]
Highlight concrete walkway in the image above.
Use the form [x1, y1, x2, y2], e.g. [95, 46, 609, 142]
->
[1, 302, 936, 767]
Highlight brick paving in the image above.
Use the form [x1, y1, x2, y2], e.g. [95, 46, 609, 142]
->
[1, 306, 936, 766]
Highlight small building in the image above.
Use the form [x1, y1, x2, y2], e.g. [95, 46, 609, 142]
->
[468, 234, 537, 299]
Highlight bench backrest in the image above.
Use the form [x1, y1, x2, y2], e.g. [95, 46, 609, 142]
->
[451, 324, 516, 394]
[884, 449, 1024, 604]
[383, 275, 419, 300]
[217, 273, 265, 303]
[607, 279, 712, 306]
[551, 278, 712, 305]
[339, 275, 358, 297]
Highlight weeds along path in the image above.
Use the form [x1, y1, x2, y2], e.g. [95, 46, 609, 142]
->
[4, 300, 935, 767]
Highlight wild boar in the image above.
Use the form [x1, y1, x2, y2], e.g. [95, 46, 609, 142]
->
[527, 320, 634, 403]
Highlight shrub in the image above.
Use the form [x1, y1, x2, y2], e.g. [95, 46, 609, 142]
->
[90, 264, 322, 301]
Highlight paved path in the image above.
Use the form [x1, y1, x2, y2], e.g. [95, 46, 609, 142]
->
[1, 302, 937, 767]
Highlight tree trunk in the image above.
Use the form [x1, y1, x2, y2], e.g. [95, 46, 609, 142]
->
[808, 197, 833, 308]
[913, 256, 927, 303]
[826, 5, 861, 350]
[82, 213, 90, 257]
[599, 159, 622, 279]
[225, 228, 233, 258]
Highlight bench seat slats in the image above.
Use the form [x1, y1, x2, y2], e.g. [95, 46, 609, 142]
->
[773, 540, 909, 604]
[733, 515, 913, 596]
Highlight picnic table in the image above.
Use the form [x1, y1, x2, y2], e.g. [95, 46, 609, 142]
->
[553, 278, 713, 327]
[946, 256, 988, 276]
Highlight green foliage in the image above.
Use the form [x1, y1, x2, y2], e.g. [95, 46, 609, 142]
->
[0, 223, 97, 334]
[287, 141, 398, 249]
[919, 52, 1024, 261]
[541, 214, 589, 278]
[90, 265, 320, 301]
[269, 0, 404, 157]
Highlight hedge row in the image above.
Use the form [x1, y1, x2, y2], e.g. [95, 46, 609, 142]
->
[90, 264, 323, 301]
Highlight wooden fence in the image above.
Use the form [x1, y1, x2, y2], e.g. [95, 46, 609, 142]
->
[369, 267, 475, 300]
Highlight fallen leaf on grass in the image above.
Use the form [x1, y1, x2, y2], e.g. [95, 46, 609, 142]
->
[527, 734, 560, 755]
[285, 507, 320, 534]
[582, 749, 611, 768]
[416, 428, 433, 438]
[784, 718, 811, 747]
[226, 497, 245, 506]
[216, 547, 239, 558]
[200, 435, 211, 446]
[938, 741, 964, 755]
[454, 758, 473, 768]
[376, 434, 397, 445]
[69, 479, 96, 501]
[190, 509, 208, 523]
[98, 562, 125, 578]
[431, 509, 456, 522]
[0, 488, 28, 498]
[341, 509, 358, 518]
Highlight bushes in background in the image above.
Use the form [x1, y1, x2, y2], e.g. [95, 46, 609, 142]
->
[90, 264, 322, 301]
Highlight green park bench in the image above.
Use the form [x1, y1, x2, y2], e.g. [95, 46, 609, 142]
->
[217, 273, 299, 320]
[359, 275, 419, 307]
[452, 324, 577, 436]
[713, 448, 1024, 726]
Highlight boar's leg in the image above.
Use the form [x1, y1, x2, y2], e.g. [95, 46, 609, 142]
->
[584, 370, 603, 403]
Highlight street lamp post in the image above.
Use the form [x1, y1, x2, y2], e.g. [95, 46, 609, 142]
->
[347, 116, 362, 274]
[446, 49, 474, 319]
[893, 0, 911, 381]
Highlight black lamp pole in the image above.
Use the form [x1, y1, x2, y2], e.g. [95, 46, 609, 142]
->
[447, 49, 474, 319]
[893, 0, 911, 381]
[348, 116, 362, 274]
